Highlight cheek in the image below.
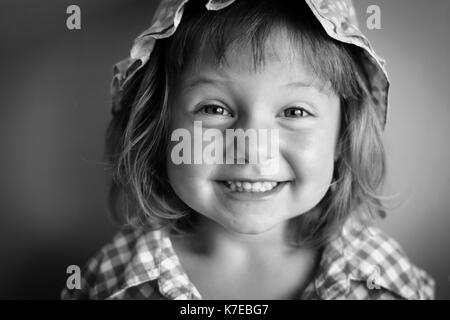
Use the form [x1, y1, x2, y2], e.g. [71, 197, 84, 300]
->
[166, 107, 221, 215]
[282, 129, 337, 192]
[281, 102, 340, 185]
[167, 161, 212, 202]
[166, 156, 225, 219]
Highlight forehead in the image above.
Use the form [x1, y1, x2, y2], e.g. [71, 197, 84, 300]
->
[180, 26, 325, 87]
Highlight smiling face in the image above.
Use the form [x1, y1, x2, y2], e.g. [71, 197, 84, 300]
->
[166, 27, 341, 235]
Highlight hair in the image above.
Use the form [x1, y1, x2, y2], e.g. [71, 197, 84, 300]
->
[105, 0, 386, 248]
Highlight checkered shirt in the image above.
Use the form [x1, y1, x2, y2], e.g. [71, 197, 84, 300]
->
[61, 218, 435, 300]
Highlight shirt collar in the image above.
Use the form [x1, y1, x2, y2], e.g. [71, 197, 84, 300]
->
[108, 218, 426, 300]
[312, 217, 424, 300]
[108, 229, 201, 300]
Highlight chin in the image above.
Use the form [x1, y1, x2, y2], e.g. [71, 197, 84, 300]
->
[219, 215, 280, 235]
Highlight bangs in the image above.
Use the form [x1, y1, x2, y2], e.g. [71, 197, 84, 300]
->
[166, 0, 362, 100]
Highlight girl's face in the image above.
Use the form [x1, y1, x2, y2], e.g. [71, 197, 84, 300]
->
[167, 28, 341, 235]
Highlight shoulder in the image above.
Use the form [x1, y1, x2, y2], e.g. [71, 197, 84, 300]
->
[314, 217, 435, 300]
[61, 225, 164, 300]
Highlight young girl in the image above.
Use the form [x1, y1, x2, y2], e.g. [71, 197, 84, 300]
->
[63, 0, 435, 300]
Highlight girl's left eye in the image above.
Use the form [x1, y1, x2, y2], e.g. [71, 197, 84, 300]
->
[198, 104, 233, 117]
[281, 107, 312, 118]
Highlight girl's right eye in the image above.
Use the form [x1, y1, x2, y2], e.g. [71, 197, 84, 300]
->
[198, 104, 233, 117]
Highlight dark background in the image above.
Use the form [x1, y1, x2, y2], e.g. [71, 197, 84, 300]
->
[0, 0, 449, 299]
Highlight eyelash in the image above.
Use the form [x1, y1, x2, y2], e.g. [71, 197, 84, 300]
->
[280, 106, 313, 118]
[196, 104, 313, 119]
[198, 104, 233, 117]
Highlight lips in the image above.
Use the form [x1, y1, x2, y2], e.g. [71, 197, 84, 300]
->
[215, 179, 288, 201]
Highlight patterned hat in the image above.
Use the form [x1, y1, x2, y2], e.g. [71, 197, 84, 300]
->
[111, 0, 389, 128]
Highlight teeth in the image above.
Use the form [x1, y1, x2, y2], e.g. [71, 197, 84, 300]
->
[225, 181, 279, 192]
[242, 182, 252, 191]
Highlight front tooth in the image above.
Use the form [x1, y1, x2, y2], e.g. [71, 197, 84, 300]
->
[251, 182, 262, 191]
[242, 182, 252, 191]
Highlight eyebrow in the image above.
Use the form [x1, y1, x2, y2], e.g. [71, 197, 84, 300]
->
[181, 76, 324, 93]
[283, 81, 320, 90]
[182, 77, 230, 92]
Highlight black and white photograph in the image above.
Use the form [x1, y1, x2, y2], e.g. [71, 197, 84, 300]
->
[0, 0, 449, 303]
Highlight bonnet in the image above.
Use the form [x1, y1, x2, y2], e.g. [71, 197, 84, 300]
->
[111, 0, 389, 128]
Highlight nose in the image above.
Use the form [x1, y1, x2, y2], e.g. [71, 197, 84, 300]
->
[225, 113, 279, 167]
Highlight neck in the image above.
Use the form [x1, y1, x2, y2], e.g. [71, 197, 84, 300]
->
[179, 214, 306, 261]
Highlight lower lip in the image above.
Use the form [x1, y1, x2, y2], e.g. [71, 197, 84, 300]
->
[214, 181, 288, 201]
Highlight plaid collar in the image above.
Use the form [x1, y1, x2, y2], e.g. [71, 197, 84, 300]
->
[308, 218, 434, 299]
[106, 228, 202, 300]
[64, 217, 434, 300]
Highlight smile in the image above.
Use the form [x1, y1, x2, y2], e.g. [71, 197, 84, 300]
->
[223, 180, 279, 193]
[214, 179, 289, 201]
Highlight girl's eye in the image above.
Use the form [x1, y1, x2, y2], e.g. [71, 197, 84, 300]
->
[281, 107, 312, 118]
[199, 104, 233, 117]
